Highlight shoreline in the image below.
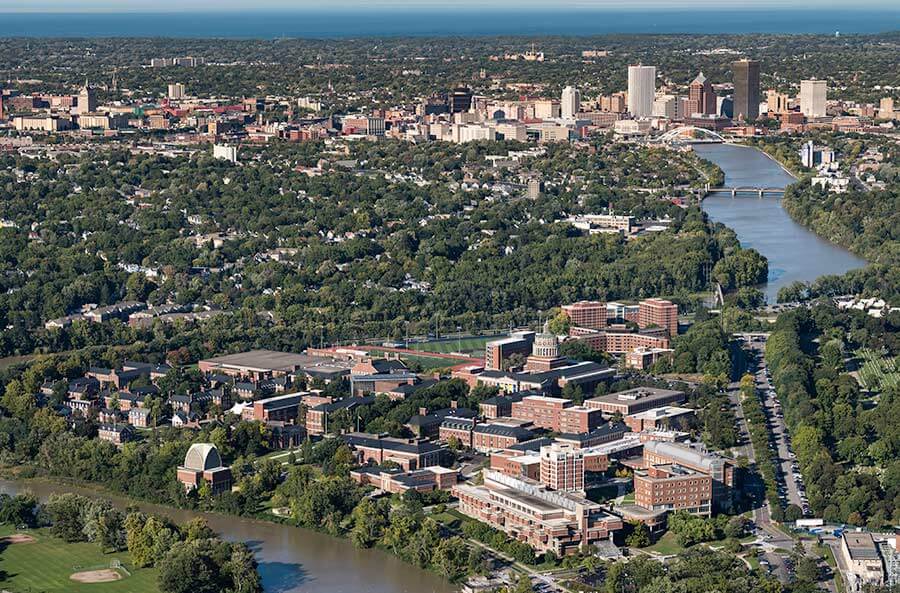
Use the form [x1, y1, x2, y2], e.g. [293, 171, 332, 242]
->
[0, 471, 460, 592]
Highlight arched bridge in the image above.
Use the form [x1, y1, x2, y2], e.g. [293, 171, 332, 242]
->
[656, 126, 727, 144]
[705, 184, 786, 198]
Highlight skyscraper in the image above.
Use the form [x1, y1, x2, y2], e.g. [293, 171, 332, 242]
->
[732, 59, 760, 121]
[561, 85, 581, 119]
[799, 79, 827, 118]
[687, 72, 716, 116]
[627, 65, 656, 118]
[449, 85, 473, 113]
[77, 80, 97, 115]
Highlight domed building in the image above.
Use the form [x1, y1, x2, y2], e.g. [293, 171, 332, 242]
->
[177, 443, 232, 495]
[524, 322, 568, 373]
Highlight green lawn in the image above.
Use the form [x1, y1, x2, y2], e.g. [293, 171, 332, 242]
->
[407, 336, 495, 355]
[621, 492, 635, 505]
[645, 532, 684, 556]
[369, 350, 470, 370]
[0, 526, 159, 593]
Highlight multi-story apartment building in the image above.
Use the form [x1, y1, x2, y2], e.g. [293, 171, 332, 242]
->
[453, 470, 623, 556]
[634, 462, 714, 516]
[561, 301, 608, 330]
[639, 440, 736, 513]
[637, 298, 678, 337]
[540, 443, 585, 492]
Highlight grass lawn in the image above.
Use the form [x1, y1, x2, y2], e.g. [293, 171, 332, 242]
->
[645, 532, 684, 556]
[621, 492, 635, 505]
[408, 336, 495, 355]
[0, 526, 159, 593]
[369, 350, 470, 370]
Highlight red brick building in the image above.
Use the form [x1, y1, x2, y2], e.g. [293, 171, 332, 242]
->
[637, 298, 678, 337]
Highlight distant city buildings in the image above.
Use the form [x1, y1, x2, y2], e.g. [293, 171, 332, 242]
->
[732, 59, 760, 121]
[800, 79, 828, 118]
[627, 65, 656, 118]
[561, 85, 581, 119]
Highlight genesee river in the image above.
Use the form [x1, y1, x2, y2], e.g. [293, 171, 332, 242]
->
[695, 144, 866, 302]
[0, 478, 456, 593]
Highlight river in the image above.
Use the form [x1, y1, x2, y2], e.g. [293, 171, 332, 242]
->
[695, 144, 866, 302]
[0, 477, 456, 593]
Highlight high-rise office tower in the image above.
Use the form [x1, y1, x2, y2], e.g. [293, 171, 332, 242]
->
[77, 80, 97, 115]
[766, 89, 790, 114]
[449, 85, 473, 113]
[732, 59, 760, 121]
[799, 79, 827, 118]
[687, 72, 716, 116]
[627, 65, 656, 118]
[561, 85, 581, 119]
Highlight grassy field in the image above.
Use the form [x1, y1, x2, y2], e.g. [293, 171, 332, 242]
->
[0, 526, 159, 593]
[645, 532, 684, 556]
[369, 350, 470, 370]
[407, 336, 495, 356]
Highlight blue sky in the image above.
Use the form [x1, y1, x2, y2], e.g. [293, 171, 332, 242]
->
[3, 0, 898, 10]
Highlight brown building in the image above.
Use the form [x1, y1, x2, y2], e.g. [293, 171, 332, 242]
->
[637, 298, 678, 337]
[625, 347, 674, 370]
[344, 432, 446, 471]
[561, 301, 608, 330]
[243, 392, 305, 423]
[98, 423, 133, 446]
[483, 332, 535, 371]
[540, 443, 585, 492]
[490, 449, 541, 481]
[471, 423, 536, 452]
[306, 396, 375, 436]
[350, 466, 458, 494]
[585, 387, 686, 416]
[177, 443, 232, 495]
[453, 470, 623, 556]
[511, 395, 571, 431]
[634, 463, 714, 516]
[686, 72, 717, 116]
[638, 440, 736, 514]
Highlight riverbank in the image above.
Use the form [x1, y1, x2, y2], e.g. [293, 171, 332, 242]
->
[0, 472, 459, 593]
[730, 141, 801, 180]
[695, 143, 865, 302]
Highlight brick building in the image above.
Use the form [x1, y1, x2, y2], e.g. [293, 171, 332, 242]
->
[344, 432, 446, 471]
[585, 387, 685, 416]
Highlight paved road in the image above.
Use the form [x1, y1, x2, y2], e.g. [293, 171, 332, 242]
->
[746, 341, 807, 511]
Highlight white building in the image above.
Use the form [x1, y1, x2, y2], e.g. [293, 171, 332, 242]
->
[561, 86, 581, 119]
[167, 83, 186, 101]
[652, 94, 679, 119]
[800, 79, 827, 118]
[213, 144, 238, 163]
[627, 65, 656, 118]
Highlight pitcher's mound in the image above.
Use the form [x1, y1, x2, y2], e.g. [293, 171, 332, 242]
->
[1, 534, 36, 544]
[70, 569, 122, 583]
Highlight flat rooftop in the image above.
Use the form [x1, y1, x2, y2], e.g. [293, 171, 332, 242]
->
[200, 349, 353, 373]
[628, 406, 694, 420]
[588, 387, 684, 405]
[843, 532, 880, 560]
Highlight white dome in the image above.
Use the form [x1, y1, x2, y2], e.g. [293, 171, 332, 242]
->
[183, 443, 223, 471]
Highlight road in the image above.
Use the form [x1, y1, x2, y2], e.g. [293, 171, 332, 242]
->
[745, 340, 807, 512]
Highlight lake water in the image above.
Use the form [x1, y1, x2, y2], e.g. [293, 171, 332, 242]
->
[0, 478, 456, 593]
[696, 144, 866, 302]
[0, 9, 898, 37]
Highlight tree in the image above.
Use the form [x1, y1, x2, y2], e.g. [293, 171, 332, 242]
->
[227, 543, 263, 593]
[432, 536, 469, 582]
[625, 521, 651, 548]
[349, 498, 388, 548]
[45, 493, 88, 542]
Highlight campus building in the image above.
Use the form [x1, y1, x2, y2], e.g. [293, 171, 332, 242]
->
[344, 432, 446, 471]
[453, 470, 623, 556]
[585, 387, 686, 416]
[177, 443, 232, 495]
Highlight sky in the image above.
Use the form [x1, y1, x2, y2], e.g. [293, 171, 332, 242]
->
[2, 0, 898, 11]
